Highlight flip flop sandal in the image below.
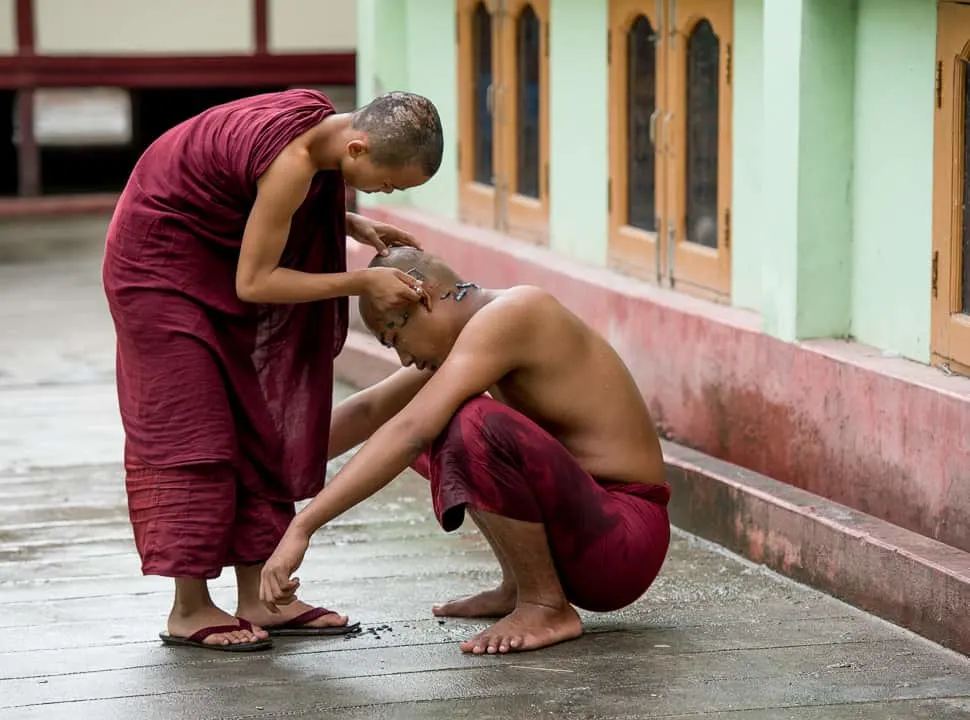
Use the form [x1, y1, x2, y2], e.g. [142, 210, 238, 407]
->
[159, 618, 273, 652]
[263, 607, 362, 637]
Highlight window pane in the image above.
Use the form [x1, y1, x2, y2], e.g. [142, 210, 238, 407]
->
[962, 59, 970, 314]
[685, 20, 719, 249]
[516, 5, 541, 199]
[473, 3, 494, 186]
[626, 16, 656, 233]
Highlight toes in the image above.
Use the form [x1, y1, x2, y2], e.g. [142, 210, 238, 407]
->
[461, 635, 489, 655]
[313, 612, 347, 628]
[487, 634, 506, 654]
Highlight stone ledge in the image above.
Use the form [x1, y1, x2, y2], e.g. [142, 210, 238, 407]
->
[334, 326, 970, 656]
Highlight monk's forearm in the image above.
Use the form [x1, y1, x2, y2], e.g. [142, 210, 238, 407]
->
[328, 369, 432, 460]
[236, 267, 368, 304]
[293, 429, 425, 536]
[328, 396, 380, 460]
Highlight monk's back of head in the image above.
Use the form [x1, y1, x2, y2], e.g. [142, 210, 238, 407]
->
[352, 92, 444, 177]
[368, 247, 463, 286]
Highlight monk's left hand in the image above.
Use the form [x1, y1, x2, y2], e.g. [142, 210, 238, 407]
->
[259, 525, 311, 611]
[347, 213, 421, 256]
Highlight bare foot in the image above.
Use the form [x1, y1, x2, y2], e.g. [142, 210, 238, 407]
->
[238, 598, 349, 630]
[167, 605, 269, 647]
[459, 602, 583, 655]
[432, 584, 517, 618]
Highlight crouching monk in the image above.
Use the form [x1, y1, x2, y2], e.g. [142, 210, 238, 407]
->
[260, 247, 671, 654]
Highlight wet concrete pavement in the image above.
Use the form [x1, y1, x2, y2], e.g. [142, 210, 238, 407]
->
[1, 219, 969, 719]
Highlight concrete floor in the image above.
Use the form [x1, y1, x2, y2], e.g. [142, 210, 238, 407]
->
[1, 219, 969, 719]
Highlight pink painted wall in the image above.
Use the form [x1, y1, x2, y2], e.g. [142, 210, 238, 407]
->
[355, 207, 970, 553]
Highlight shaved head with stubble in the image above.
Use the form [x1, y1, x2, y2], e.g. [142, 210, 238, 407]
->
[359, 248, 485, 372]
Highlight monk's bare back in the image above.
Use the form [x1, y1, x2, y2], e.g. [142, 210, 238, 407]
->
[460, 286, 664, 486]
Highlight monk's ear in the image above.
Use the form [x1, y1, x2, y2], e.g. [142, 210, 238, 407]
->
[405, 269, 433, 312]
[347, 138, 368, 159]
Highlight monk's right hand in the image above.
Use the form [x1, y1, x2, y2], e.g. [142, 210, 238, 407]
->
[362, 267, 424, 314]
[259, 526, 310, 611]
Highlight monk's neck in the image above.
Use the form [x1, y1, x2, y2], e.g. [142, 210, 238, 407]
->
[307, 114, 355, 170]
[448, 285, 496, 330]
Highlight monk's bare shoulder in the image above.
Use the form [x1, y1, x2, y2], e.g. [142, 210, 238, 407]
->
[467, 286, 556, 337]
[487, 286, 563, 321]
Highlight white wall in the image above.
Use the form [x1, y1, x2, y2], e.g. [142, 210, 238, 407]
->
[270, 0, 356, 53]
[35, 0, 254, 55]
[0, 0, 14, 55]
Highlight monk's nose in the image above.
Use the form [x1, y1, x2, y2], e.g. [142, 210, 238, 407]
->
[397, 350, 413, 367]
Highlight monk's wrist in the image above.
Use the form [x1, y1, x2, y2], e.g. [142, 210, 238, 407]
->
[343, 269, 369, 296]
[290, 513, 319, 539]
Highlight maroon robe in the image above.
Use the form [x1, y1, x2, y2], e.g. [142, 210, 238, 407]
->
[102, 90, 347, 578]
[412, 397, 671, 612]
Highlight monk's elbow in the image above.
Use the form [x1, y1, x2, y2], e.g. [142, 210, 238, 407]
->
[392, 417, 434, 458]
[235, 276, 263, 303]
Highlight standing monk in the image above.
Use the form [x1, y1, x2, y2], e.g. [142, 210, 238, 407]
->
[102, 89, 443, 652]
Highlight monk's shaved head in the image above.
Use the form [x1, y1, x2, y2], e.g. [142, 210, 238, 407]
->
[360, 248, 467, 332]
[367, 247, 462, 285]
[352, 92, 444, 177]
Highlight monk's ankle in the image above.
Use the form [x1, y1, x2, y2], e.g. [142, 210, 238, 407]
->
[496, 581, 517, 600]
[170, 600, 217, 619]
[515, 591, 570, 612]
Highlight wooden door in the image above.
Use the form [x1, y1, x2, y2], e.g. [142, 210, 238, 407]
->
[932, 1, 970, 373]
[609, 0, 668, 282]
[667, 0, 732, 298]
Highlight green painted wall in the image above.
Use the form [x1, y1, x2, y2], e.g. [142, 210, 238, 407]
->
[731, 0, 765, 313]
[759, 0, 804, 342]
[795, 0, 856, 339]
[760, 0, 857, 342]
[356, 0, 459, 217]
[850, 0, 936, 362]
[402, 0, 459, 218]
[548, 0, 609, 266]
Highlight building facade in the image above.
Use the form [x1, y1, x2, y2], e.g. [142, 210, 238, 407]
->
[0, 0, 357, 203]
[355, 0, 970, 558]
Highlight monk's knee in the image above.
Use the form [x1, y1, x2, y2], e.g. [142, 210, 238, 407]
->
[442, 396, 527, 463]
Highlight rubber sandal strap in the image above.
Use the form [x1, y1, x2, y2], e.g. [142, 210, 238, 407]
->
[186, 623, 250, 644]
[274, 607, 335, 630]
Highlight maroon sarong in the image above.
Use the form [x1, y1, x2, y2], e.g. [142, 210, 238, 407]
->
[412, 397, 671, 612]
[102, 90, 348, 578]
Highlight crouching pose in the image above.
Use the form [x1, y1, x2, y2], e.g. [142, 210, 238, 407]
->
[260, 247, 671, 654]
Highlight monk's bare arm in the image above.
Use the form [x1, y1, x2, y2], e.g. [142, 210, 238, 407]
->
[294, 307, 529, 535]
[327, 367, 433, 459]
[236, 148, 365, 304]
